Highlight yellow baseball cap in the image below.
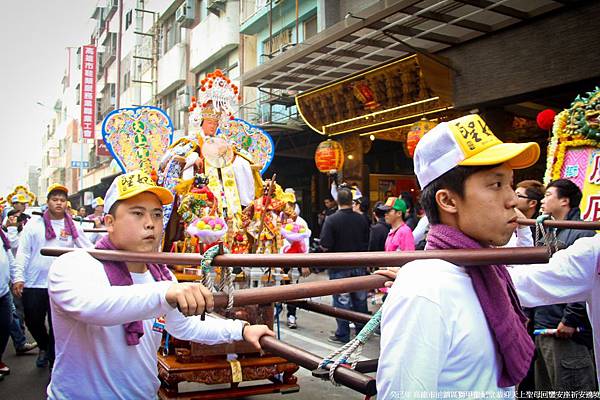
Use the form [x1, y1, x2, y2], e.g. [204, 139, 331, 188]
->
[413, 114, 540, 188]
[11, 194, 27, 204]
[104, 170, 173, 212]
[282, 188, 296, 204]
[92, 197, 104, 207]
[47, 184, 69, 196]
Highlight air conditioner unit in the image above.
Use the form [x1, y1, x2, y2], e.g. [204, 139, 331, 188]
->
[177, 86, 193, 110]
[207, 0, 226, 15]
[176, 0, 195, 28]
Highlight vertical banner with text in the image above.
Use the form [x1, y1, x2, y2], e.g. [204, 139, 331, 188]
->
[80, 45, 97, 139]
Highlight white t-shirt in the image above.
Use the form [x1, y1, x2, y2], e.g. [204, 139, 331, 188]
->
[47, 250, 245, 400]
[509, 234, 600, 386]
[0, 245, 14, 298]
[505, 226, 534, 248]
[6, 226, 21, 253]
[13, 217, 93, 288]
[377, 259, 514, 399]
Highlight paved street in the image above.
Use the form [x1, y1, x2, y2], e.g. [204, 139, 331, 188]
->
[0, 274, 381, 400]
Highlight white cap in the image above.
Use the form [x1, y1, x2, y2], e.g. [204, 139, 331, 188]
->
[413, 114, 540, 189]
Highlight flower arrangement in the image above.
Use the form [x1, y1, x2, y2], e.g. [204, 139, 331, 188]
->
[187, 215, 228, 244]
[280, 220, 311, 243]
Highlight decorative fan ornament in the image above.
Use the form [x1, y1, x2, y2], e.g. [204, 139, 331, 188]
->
[102, 106, 174, 174]
[218, 118, 275, 175]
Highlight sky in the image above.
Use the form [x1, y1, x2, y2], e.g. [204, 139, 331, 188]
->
[0, 1, 97, 196]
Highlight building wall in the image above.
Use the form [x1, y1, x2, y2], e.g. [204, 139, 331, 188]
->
[241, 0, 317, 63]
[440, 1, 600, 109]
[38, 0, 248, 195]
[40, 0, 390, 215]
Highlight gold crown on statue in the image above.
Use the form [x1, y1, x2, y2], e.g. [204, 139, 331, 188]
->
[187, 69, 240, 122]
[200, 102, 221, 120]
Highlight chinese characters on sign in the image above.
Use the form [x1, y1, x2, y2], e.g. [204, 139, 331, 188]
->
[589, 153, 600, 185]
[80, 45, 97, 139]
[580, 151, 600, 221]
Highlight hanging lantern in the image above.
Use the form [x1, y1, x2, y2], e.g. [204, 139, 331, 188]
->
[314, 139, 344, 173]
[406, 118, 438, 158]
[536, 109, 556, 131]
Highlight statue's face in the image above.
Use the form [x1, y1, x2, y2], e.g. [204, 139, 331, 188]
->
[202, 118, 219, 136]
[189, 110, 202, 129]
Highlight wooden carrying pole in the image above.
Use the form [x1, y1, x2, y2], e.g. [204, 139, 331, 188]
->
[286, 300, 372, 325]
[211, 275, 391, 309]
[259, 335, 377, 396]
[40, 247, 550, 309]
[32, 211, 97, 224]
[41, 246, 550, 268]
[516, 218, 600, 230]
[354, 359, 378, 374]
[78, 220, 597, 236]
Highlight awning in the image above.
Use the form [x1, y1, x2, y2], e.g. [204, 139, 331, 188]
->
[69, 173, 119, 209]
[295, 53, 454, 137]
[241, 0, 569, 93]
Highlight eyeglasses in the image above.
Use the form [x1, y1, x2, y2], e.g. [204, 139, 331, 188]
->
[516, 194, 532, 200]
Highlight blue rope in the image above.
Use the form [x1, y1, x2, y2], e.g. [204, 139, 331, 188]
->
[354, 309, 381, 344]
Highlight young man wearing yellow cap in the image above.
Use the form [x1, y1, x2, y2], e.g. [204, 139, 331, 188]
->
[12, 184, 93, 370]
[46, 170, 273, 399]
[87, 196, 105, 227]
[375, 114, 541, 398]
[3, 195, 31, 239]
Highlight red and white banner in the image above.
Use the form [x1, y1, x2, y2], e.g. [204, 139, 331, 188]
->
[80, 45, 97, 139]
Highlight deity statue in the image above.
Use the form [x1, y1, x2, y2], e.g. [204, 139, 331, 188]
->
[158, 70, 262, 251]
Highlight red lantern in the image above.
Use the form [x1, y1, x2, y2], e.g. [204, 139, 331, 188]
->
[352, 81, 379, 111]
[406, 118, 438, 158]
[315, 140, 344, 173]
[536, 109, 556, 131]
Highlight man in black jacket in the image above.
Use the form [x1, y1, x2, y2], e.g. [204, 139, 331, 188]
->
[319, 187, 369, 344]
[368, 202, 391, 252]
[534, 179, 596, 391]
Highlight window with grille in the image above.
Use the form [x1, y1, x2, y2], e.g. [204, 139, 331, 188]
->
[125, 10, 133, 30]
[304, 15, 317, 41]
[162, 14, 181, 55]
[161, 89, 181, 130]
[262, 28, 293, 57]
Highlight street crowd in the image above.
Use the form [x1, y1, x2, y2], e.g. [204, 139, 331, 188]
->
[0, 114, 598, 399]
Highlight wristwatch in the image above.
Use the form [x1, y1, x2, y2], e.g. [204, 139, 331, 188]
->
[240, 321, 250, 339]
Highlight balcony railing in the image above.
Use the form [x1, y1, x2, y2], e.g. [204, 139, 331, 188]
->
[238, 94, 300, 126]
[241, 0, 271, 24]
[99, 83, 116, 117]
[189, 6, 239, 73]
[105, 0, 118, 20]
[102, 33, 117, 68]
